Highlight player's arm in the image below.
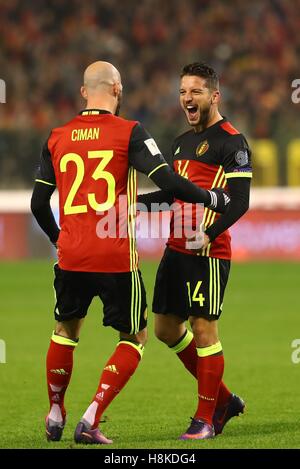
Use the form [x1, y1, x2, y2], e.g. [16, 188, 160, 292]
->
[30, 139, 60, 245]
[137, 190, 174, 211]
[205, 136, 252, 242]
[205, 177, 250, 242]
[137, 139, 175, 211]
[130, 124, 228, 212]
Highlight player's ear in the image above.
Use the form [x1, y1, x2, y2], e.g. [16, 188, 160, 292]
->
[113, 82, 122, 97]
[211, 89, 220, 104]
[81, 86, 88, 100]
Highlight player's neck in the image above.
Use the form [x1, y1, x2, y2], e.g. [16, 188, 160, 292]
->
[85, 100, 115, 114]
[194, 110, 223, 133]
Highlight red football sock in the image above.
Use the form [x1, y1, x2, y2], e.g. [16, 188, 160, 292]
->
[216, 378, 231, 408]
[172, 331, 231, 409]
[46, 334, 78, 422]
[175, 331, 198, 377]
[82, 342, 143, 429]
[194, 343, 224, 425]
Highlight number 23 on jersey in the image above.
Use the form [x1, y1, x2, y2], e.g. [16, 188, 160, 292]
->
[60, 150, 116, 215]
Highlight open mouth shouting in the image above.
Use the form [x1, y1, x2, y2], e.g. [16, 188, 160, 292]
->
[186, 104, 199, 122]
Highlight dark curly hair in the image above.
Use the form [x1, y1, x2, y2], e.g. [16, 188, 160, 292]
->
[181, 62, 219, 90]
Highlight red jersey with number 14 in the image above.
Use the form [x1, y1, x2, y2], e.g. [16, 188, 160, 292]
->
[167, 118, 252, 260]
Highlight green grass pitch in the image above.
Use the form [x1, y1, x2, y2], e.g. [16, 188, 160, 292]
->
[1, 260, 300, 449]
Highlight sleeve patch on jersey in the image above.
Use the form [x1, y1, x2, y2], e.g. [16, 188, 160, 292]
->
[144, 138, 161, 156]
[235, 150, 249, 166]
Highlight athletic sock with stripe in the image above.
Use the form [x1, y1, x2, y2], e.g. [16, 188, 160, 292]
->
[171, 330, 231, 410]
[81, 342, 143, 429]
[46, 333, 78, 423]
[194, 342, 224, 425]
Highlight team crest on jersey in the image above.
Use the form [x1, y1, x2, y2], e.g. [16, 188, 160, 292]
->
[196, 140, 209, 157]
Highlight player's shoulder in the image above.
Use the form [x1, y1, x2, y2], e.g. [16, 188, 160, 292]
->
[105, 114, 138, 129]
[47, 116, 80, 140]
[217, 119, 248, 146]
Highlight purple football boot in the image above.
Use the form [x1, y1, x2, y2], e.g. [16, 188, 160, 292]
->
[74, 420, 113, 445]
[45, 416, 65, 442]
[213, 394, 245, 435]
[179, 418, 215, 440]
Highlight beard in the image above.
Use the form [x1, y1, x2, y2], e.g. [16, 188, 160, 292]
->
[197, 103, 211, 129]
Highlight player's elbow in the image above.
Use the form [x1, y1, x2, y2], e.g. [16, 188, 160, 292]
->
[150, 166, 177, 193]
[228, 195, 250, 218]
[234, 200, 249, 220]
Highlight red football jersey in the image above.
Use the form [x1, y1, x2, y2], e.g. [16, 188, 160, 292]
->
[167, 118, 252, 260]
[168, 160, 231, 259]
[37, 110, 168, 272]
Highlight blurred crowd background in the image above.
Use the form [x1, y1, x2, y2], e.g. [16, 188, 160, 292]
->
[0, 0, 299, 187]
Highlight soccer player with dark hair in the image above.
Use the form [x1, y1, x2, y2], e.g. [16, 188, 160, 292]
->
[139, 62, 251, 440]
[31, 61, 228, 444]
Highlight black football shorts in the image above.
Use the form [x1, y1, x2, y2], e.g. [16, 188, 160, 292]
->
[152, 247, 230, 321]
[53, 264, 147, 334]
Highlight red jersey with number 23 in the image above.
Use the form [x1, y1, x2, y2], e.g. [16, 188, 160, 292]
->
[37, 111, 168, 272]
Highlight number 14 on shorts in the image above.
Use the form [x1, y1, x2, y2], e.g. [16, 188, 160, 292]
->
[186, 281, 205, 307]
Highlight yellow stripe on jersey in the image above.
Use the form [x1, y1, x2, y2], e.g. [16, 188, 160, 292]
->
[133, 270, 138, 333]
[127, 167, 142, 334]
[35, 179, 56, 187]
[201, 166, 226, 257]
[205, 176, 227, 257]
[127, 167, 138, 272]
[136, 270, 142, 332]
[129, 270, 142, 334]
[201, 166, 223, 232]
[147, 163, 168, 178]
[130, 271, 135, 334]
[216, 258, 220, 314]
[225, 172, 252, 179]
[209, 258, 220, 316]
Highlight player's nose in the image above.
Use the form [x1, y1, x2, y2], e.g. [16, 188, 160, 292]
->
[184, 97, 192, 106]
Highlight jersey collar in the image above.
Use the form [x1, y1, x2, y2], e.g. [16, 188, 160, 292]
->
[194, 116, 227, 135]
[79, 109, 112, 116]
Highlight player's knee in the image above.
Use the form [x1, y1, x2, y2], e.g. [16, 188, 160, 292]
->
[55, 320, 81, 341]
[190, 319, 218, 347]
[154, 326, 173, 345]
[123, 327, 148, 347]
[136, 327, 148, 346]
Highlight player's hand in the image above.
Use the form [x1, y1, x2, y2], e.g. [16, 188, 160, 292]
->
[208, 188, 230, 213]
[202, 233, 210, 250]
[186, 232, 210, 253]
